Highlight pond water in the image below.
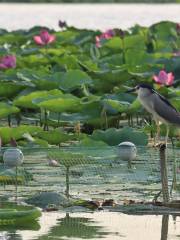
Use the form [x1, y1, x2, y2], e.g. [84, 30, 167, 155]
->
[0, 3, 180, 31]
[2, 212, 179, 240]
[0, 146, 180, 239]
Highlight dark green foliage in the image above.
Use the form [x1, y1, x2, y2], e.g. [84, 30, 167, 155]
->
[0, 21, 179, 146]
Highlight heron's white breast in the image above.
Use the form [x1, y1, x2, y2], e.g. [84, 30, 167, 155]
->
[137, 88, 167, 123]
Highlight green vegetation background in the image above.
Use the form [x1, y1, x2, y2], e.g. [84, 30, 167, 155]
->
[0, 0, 179, 3]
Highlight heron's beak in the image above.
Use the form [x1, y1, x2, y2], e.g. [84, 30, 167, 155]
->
[126, 87, 137, 93]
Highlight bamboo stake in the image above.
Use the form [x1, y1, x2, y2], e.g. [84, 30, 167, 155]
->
[159, 144, 169, 203]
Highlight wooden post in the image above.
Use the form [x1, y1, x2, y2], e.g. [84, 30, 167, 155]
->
[159, 144, 169, 203]
[161, 215, 169, 240]
[65, 166, 70, 199]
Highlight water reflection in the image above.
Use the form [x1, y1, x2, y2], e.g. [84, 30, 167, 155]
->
[1, 212, 180, 240]
[161, 215, 169, 240]
[0, 232, 22, 240]
[37, 213, 117, 240]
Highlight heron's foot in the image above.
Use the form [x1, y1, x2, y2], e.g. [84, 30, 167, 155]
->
[153, 141, 168, 148]
[153, 142, 165, 148]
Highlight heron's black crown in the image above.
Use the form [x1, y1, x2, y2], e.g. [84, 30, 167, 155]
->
[136, 83, 154, 91]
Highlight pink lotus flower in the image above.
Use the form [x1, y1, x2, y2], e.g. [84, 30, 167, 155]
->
[153, 70, 174, 86]
[33, 30, 56, 46]
[0, 55, 16, 69]
[95, 29, 115, 48]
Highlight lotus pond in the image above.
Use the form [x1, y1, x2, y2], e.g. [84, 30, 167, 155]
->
[0, 146, 180, 239]
[0, 20, 180, 239]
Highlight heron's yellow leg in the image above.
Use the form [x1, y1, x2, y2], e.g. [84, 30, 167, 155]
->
[155, 121, 160, 145]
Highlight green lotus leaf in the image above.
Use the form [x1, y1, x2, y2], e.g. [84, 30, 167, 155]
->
[124, 34, 146, 50]
[18, 55, 49, 68]
[125, 49, 153, 66]
[91, 67, 131, 93]
[14, 89, 63, 109]
[150, 21, 177, 41]
[59, 70, 93, 91]
[53, 54, 80, 70]
[58, 112, 90, 123]
[33, 138, 49, 147]
[81, 100, 102, 121]
[55, 30, 80, 44]
[0, 83, 24, 98]
[126, 98, 142, 114]
[37, 129, 74, 145]
[153, 39, 174, 52]
[39, 48, 66, 56]
[171, 98, 180, 111]
[0, 102, 20, 118]
[99, 53, 124, 67]
[102, 99, 130, 114]
[104, 37, 123, 50]
[32, 72, 65, 90]
[0, 33, 26, 45]
[34, 94, 82, 113]
[77, 137, 108, 147]
[20, 47, 40, 56]
[78, 60, 99, 71]
[0, 125, 42, 144]
[91, 127, 148, 146]
[127, 64, 162, 77]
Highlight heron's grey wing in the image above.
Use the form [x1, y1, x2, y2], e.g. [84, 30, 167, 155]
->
[153, 93, 180, 125]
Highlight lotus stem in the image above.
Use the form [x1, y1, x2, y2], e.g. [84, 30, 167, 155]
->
[43, 109, 49, 131]
[101, 107, 108, 129]
[8, 115, 11, 127]
[58, 113, 60, 125]
[122, 38, 125, 64]
[15, 166, 18, 203]
[65, 166, 70, 199]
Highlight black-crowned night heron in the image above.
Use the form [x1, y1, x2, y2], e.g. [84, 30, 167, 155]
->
[127, 83, 180, 146]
